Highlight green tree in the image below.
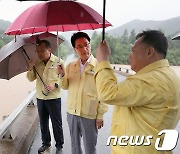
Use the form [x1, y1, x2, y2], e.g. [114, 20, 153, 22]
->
[121, 29, 129, 45]
[90, 31, 180, 66]
[0, 29, 13, 45]
[129, 29, 136, 44]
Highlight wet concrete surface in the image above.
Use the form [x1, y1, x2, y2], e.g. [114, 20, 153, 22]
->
[27, 90, 114, 154]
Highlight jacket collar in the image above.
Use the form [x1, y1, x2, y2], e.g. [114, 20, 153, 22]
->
[73, 54, 97, 67]
[137, 59, 169, 75]
[37, 53, 56, 64]
[49, 53, 56, 62]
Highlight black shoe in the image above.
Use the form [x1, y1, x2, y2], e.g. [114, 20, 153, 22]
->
[56, 145, 63, 151]
[56, 147, 63, 154]
[38, 144, 51, 153]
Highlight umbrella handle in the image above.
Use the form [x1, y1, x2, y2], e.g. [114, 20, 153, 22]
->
[42, 90, 49, 96]
[32, 66, 49, 96]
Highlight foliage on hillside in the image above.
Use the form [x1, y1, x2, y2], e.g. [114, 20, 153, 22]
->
[91, 30, 180, 66]
[108, 17, 180, 37]
[0, 29, 14, 47]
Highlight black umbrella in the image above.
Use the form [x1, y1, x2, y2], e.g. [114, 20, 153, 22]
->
[0, 32, 64, 95]
[172, 33, 180, 40]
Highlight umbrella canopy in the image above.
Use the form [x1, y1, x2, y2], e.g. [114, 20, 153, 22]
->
[5, 0, 111, 35]
[172, 33, 180, 40]
[0, 32, 64, 80]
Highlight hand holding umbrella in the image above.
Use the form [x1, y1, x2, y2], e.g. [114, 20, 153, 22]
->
[57, 64, 65, 77]
[44, 83, 57, 93]
[96, 40, 111, 63]
[27, 59, 35, 71]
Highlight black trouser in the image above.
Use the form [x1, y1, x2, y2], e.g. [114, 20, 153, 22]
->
[37, 98, 64, 147]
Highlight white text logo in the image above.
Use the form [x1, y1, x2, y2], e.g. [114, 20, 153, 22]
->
[106, 129, 179, 151]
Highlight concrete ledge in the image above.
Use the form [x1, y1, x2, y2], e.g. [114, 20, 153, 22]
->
[0, 105, 39, 154]
[114, 69, 132, 77]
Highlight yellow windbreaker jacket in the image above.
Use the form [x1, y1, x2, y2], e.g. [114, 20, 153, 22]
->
[95, 59, 180, 154]
[60, 55, 108, 119]
[27, 53, 64, 100]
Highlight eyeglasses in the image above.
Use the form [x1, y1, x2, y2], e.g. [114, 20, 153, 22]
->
[36, 49, 49, 53]
[75, 43, 90, 50]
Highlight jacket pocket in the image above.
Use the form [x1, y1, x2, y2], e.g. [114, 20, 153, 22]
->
[86, 93, 98, 116]
[47, 67, 59, 82]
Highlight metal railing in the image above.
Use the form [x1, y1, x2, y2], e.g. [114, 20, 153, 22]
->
[0, 89, 36, 140]
[112, 65, 133, 73]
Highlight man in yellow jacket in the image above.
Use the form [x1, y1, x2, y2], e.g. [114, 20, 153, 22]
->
[95, 30, 180, 154]
[57, 32, 108, 154]
[27, 40, 64, 153]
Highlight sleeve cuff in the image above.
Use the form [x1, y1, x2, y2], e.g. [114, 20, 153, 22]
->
[27, 69, 34, 75]
[96, 114, 103, 119]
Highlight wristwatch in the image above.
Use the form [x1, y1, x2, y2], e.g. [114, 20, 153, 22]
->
[55, 83, 59, 88]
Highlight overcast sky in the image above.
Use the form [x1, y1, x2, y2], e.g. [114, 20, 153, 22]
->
[0, 0, 180, 29]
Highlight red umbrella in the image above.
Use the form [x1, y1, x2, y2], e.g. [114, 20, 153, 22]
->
[5, 0, 111, 35]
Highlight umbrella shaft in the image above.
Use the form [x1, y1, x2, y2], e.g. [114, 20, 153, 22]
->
[102, 0, 106, 41]
[22, 47, 30, 60]
[22, 47, 46, 86]
[33, 66, 46, 86]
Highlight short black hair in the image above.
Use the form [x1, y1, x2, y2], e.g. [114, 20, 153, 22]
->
[136, 30, 168, 58]
[71, 32, 90, 48]
[37, 40, 51, 49]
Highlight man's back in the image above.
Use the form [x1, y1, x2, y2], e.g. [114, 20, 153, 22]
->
[110, 60, 180, 154]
